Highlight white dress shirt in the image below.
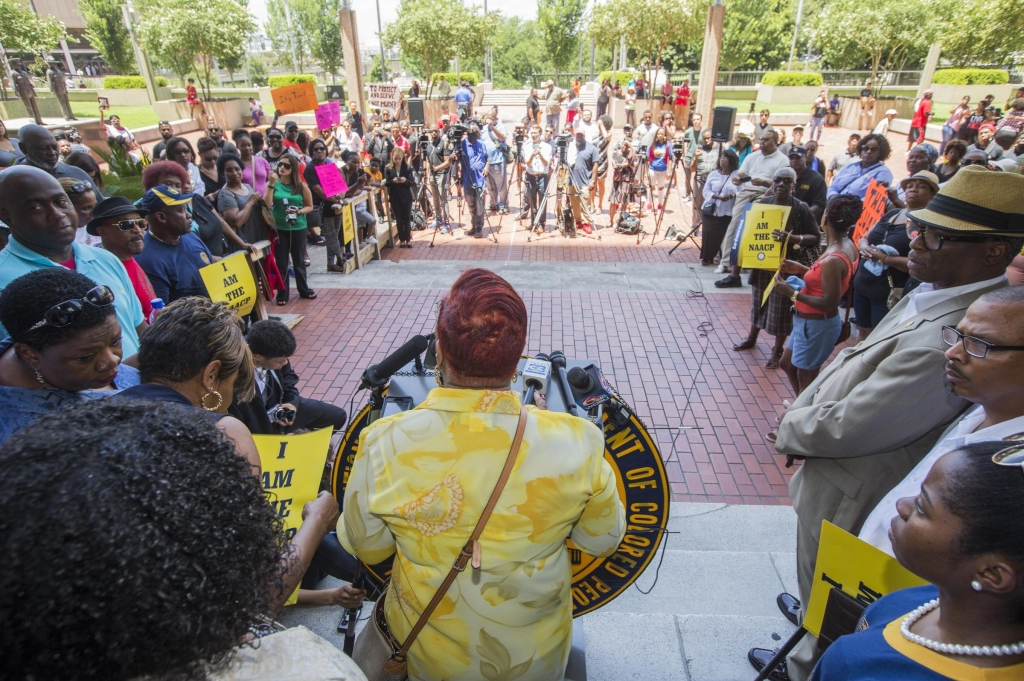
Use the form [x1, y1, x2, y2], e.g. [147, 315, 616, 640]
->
[859, 404, 1024, 556]
[900, 275, 1008, 323]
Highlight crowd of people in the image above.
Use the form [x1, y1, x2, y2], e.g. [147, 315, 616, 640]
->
[2, 78, 1024, 681]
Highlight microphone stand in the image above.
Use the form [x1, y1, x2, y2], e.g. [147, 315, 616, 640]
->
[339, 562, 364, 655]
[669, 140, 722, 255]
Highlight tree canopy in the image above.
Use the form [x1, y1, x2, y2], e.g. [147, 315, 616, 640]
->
[0, 0, 67, 56]
[79, 0, 136, 75]
[537, 0, 586, 76]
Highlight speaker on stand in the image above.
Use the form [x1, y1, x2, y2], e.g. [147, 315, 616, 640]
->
[709, 106, 736, 143]
[407, 98, 425, 127]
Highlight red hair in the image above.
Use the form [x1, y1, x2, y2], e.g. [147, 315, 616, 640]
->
[141, 161, 189, 190]
[437, 269, 527, 379]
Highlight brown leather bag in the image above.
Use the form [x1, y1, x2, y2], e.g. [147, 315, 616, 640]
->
[835, 284, 854, 346]
[352, 407, 529, 681]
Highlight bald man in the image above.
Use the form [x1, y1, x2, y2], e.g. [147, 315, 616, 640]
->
[17, 125, 102, 198]
[0, 167, 144, 355]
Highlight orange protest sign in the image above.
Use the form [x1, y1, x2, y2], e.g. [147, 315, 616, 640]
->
[852, 179, 889, 245]
[271, 82, 318, 115]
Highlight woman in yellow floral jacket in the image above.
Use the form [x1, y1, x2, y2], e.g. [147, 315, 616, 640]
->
[339, 268, 625, 681]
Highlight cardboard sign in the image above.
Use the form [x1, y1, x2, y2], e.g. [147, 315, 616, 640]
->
[271, 81, 318, 115]
[852, 179, 889, 245]
[803, 521, 928, 638]
[739, 204, 791, 270]
[314, 104, 334, 130]
[368, 82, 401, 111]
[315, 163, 348, 198]
[342, 202, 354, 244]
[199, 251, 257, 316]
[254, 427, 333, 605]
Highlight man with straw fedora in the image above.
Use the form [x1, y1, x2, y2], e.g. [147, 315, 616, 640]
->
[749, 165, 1024, 681]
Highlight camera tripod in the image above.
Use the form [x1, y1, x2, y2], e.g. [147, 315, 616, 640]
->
[428, 163, 459, 247]
[640, 151, 685, 245]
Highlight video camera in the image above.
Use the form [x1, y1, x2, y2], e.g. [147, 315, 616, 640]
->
[672, 138, 685, 159]
[447, 122, 468, 143]
[513, 126, 526, 157]
[417, 132, 431, 152]
[555, 129, 572, 164]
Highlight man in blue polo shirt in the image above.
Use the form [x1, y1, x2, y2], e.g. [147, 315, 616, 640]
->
[454, 81, 474, 121]
[0, 166, 144, 355]
[459, 124, 488, 238]
[134, 186, 214, 303]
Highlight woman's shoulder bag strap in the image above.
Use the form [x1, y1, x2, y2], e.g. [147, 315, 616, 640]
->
[383, 406, 529, 675]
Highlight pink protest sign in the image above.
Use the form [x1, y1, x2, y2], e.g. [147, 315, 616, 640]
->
[315, 163, 348, 198]
[329, 100, 341, 125]
[315, 104, 333, 130]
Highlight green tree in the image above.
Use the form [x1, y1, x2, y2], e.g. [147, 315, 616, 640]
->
[79, 0, 137, 75]
[369, 54, 383, 82]
[248, 56, 268, 86]
[303, 0, 344, 82]
[384, 0, 489, 96]
[719, 0, 794, 70]
[812, 0, 940, 93]
[537, 0, 585, 76]
[0, 0, 67, 99]
[491, 17, 547, 88]
[937, 0, 1021, 67]
[265, 0, 310, 72]
[138, 0, 255, 98]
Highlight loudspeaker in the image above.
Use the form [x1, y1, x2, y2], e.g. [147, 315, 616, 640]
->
[710, 106, 736, 143]
[325, 85, 346, 102]
[407, 98, 425, 127]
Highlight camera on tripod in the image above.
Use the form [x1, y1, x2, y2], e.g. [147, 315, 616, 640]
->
[417, 132, 431, 152]
[555, 129, 571, 163]
[447, 123, 468, 143]
[672, 138, 685, 159]
[637, 143, 649, 157]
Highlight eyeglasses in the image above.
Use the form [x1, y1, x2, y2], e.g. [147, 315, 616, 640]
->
[114, 218, 148, 232]
[28, 285, 115, 331]
[861, 145, 881, 153]
[906, 223, 1000, 251]
[941, 325, 1024, 359]
[267, 134, 283, 140]
[65, 181, 93, 195]
[278, 163, 293, 170]
[773, 177, 794, 184]
[962, 157, 989, 166]
[992, 433, 1024, 474]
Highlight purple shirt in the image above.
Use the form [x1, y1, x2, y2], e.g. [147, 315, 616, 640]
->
[243, 156, 272, 194]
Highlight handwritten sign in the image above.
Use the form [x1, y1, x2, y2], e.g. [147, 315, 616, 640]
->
[199, 251, 257, 316]
[329, 100, 341, 124]
[271, 81, 318, 116]
[342, 203, 354, 244]
[368, 82, 401, 111]
[852, 179, 889, 245]
[255, 427, 333, 604]
[739, 204, 791, 270]
[314, 104, 334, 130]
[803, 521, 928, 638]
[315, 163, 348, 198]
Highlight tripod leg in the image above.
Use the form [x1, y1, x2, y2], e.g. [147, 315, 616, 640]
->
[650, 158, 678, 244]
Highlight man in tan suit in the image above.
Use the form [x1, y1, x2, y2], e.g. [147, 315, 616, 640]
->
[747, 166, 1024, 681]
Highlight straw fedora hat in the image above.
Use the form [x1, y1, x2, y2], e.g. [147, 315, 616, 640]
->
[908, 165, 1024, 236]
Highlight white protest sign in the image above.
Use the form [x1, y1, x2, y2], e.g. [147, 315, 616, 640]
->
[368, 83, 401, 111]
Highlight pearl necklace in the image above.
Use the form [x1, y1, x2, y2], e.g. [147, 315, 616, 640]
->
[901, 599, 1024, 656]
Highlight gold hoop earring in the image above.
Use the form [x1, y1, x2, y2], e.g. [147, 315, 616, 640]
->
[201, 388, 223, 411]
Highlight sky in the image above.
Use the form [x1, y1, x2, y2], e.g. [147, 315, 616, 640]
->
[247, 0, 541, 50]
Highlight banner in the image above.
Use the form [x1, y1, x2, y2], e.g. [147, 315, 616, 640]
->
[342, 202, 354, 244]
[739, 203, 791, 271]
[315, 162, 348, 198]
[254, 427, 334, 605]
[314, 103, 334, 131]
[271, 81, 318, 115]
[199, 251, 257, 316]
[852, 179, 889, 245]
[368, 83, 401, 111]
[803, 521, 928, 638]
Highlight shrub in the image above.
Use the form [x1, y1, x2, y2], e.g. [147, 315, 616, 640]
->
[599, 71, 642, 88]
[431, 72, 478, 87]
[268, 74, 317, 88]
[932, 69, 1009, 85]
[760, 72, 823, 87]
[103, 76, 169, 89]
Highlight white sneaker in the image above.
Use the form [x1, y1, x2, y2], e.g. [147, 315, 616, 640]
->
[714, 263, 728, 274]
[365, 235, 378, 245]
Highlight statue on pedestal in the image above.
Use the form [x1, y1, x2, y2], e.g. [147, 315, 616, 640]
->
[47, 61, 75, 121]
[10, 59, 43, 125]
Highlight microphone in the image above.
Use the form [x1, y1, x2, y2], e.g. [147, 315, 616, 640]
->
[360, 334, 430, 388]
[549, 351, 579, 417]
[521, 353, 551, 406]
[566, 364, 613, 410]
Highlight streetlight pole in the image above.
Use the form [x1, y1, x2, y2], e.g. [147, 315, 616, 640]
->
[375, 0, 388, 81]
[283, 2, 300, 74]
[787, 0, 805, 71]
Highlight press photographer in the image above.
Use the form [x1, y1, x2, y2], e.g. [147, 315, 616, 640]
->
[566, 121, 599, 234]
[458, 123, 488, 238]
[228, 319, 347, 435]
[524, 126, 552, 234]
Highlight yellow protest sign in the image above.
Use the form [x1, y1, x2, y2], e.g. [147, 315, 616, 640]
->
[271, 81, 319, 115]
[761, 275, 777, 308]
[199, 251, 257, 316]
[740, 204, 791, 270]
[803, 521, 928, 637]
[254, 427, 334, 605]
[341, 202, 354, 244]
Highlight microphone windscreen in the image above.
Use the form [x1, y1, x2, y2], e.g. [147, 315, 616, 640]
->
[567, 366, 594, 392]
[371, 334, 430, 383]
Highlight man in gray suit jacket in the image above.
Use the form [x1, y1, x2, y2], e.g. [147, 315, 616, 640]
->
[748, 166, 1024, 681]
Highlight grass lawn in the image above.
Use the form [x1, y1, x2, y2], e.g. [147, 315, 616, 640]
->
[70, 103, 160, 130]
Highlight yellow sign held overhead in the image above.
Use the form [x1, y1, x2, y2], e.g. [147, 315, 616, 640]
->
[803, 521, 929, 638]
[739, 204, 791, 271]
[199, 251, 257, 316]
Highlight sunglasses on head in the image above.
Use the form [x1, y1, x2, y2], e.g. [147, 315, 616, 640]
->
[65, 181, 93, 196]
[992, 433, 1024, 474]
[28, 285, 115, 331]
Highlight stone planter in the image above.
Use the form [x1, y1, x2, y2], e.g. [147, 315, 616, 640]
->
[98, 88, 155, 107]
[153, 97, 248, 129]
[927, 83, 1016, 105]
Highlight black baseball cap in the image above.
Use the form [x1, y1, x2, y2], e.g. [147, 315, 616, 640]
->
[787, 145, 808, 158]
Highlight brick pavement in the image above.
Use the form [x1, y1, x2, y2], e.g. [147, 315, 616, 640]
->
[273, 122, 890, 506]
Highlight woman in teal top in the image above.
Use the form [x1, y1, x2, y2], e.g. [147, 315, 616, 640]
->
[262, 158, 315, 304]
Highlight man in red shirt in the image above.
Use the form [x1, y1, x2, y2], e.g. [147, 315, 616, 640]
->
[86, 196, 158, 319]
[908, 89, 934, 151]
[674, 78, 691, 129]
